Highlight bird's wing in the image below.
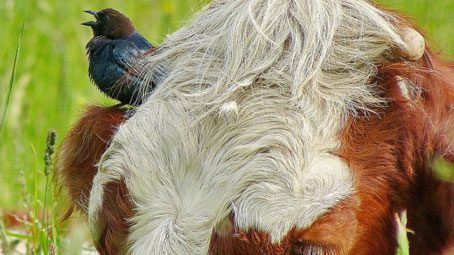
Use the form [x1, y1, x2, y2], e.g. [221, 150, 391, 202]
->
[112, 34, 152, 73]
[130, 32, 153, 50]
[109, 34, 154, 105]
[110, 38, 153, 105]
[112, 41, 141, 71]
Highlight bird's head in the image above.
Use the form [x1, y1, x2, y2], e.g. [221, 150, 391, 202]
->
[82, 8, 136, 39]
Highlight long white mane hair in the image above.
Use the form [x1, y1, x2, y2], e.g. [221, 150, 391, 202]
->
[143, 0, 405, 116]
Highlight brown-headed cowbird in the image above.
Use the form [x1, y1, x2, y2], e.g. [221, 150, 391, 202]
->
[82, 8, 155, 105]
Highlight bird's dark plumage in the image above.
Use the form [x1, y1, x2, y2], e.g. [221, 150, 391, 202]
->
[83, 8, 155, 105]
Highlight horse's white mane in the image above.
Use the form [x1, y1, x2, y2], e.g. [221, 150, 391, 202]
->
[143, 0, 405, 117]
[88, 1, 415, 254]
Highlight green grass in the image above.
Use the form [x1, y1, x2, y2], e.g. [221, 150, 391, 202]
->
[377, 0, 454, 57]
[0, 0, 27, 136]
[395, 211, 412, 255]
[0, 0, 452, 253]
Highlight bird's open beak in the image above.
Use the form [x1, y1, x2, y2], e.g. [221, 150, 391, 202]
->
[84, 10, 99, 19]
[82, 10, 99, 27]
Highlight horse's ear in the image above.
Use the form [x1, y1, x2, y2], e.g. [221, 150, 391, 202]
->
[391, 26, 425, 62]
[379, 49, 453, 158]
[380, 49, 454, 253]
[419, 52, 454, 163]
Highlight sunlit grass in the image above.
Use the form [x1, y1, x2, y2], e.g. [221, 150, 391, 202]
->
[0, 0, 28, 136]
[395, 211, 412, 255]
[376, 0, 454, 58]
[433, 157, 454, 182]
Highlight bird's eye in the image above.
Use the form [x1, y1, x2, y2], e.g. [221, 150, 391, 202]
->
[99, 13, 109, 21]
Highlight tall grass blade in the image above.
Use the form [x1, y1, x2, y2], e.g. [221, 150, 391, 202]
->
[41, 130, 57, 253]
[51, 202, 60, 255]
[0, 220, 10, 255]
[395, 211, 411, 255]
[31, 144, 39, 254]
[0, 2, 29, 135]
[18, 170, 32, 253]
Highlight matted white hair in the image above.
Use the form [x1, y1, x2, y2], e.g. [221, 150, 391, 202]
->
[143, 0, 405, 115]
[88, 0, 410, 254]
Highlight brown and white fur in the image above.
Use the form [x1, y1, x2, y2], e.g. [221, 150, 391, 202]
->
[57, 0, 453, 254]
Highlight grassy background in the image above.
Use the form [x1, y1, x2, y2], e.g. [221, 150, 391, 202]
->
[0, 0, 453, 209]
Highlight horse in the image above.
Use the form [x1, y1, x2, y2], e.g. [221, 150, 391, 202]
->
[57, 0, 454, 254]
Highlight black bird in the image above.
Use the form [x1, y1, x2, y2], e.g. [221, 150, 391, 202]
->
[82, 8, 155, 105]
